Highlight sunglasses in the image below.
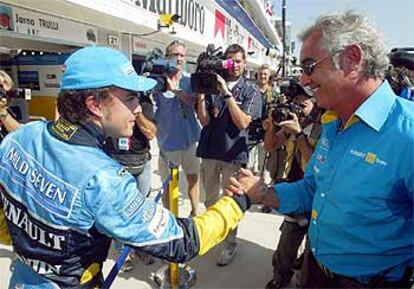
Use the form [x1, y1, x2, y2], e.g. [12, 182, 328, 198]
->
[301, 51, 341, 76]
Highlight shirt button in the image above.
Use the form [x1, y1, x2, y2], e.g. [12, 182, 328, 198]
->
[312, 247, 315, 253]
[312, 220, 317, 225]
[321, 193, 326, 198]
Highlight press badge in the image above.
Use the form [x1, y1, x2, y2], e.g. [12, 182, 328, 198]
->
[118, 137, 130, 151]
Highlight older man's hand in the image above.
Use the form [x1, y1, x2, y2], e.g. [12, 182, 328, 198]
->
[225, 168, 267, 204]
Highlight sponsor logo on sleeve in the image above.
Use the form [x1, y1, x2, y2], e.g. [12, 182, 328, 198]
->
[122, 192, 144, 219]
[147, 205, 169, 239]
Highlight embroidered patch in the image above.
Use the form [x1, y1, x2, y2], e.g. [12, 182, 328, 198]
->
[320, 138, 330, 150]
[316, 154, 326, 163]
[350, 149, 387, 167]
[118, 137, 130, 151]
[148, 205, 169, 238]
[365, 152, 377, 164]
[51, 119, 77, 140]
[311, 209, 318, 220]
[117, 168, 128, 177]
[141, 202, 156, 223]
[121, 63, 134, 76]
[122, 192, 145, 219]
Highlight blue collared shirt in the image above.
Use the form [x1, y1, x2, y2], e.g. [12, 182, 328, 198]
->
[154, 73, 201, 152]
[275, 81, 414, 283]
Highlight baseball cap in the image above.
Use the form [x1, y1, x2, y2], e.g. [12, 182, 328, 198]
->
[61, 46, 156, 92]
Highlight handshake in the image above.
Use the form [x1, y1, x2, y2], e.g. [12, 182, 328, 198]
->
[225, 168, 280, 208]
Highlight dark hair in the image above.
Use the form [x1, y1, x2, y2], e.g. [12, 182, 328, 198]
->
[57, 88, 112, 123]
[224, 44, 246, 59]
[386, 66, 414, 95]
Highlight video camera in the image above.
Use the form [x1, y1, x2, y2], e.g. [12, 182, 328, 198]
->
[141, 48, 178, 92]
[0, 85, 31, 101]
[191, 44, 234, 94]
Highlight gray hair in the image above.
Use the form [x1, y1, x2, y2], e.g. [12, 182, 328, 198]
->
[299, 11, 389, 79]
[165, 39, 186, 56]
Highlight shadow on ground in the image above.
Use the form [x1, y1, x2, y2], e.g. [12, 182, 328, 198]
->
[106, 237, 274, 289]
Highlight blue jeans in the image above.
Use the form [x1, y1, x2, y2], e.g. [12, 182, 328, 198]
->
[115, 160, 151, 252]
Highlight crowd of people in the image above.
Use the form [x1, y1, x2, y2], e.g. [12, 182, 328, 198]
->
[0, 10, 413, 289]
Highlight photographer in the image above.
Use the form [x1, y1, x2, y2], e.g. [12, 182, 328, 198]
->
[104, 92, 157, 270]
[386, 48, 414, 101]
[154, 40, 201, 216]
[196, 44, 262, 266]
[0, 70, 25, 137]
[262, 86, 321, 289]
[247, 64, 279, 178]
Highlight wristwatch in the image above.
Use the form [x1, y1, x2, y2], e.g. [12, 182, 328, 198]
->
[0, 110, 8, 121]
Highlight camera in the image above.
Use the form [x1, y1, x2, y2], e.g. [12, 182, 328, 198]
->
[271, 76, 306, 123]
[191, 44, 234, 94]
[248, 101, 305, 143]
[248, 76, 308, 142]
[279, 76, 305, 99]
[271, 102, 305, 123]
[0, 85, 31, 101]
[141, 48, 178, 92]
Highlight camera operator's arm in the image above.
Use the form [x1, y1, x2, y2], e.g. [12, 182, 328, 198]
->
[278, 113, 314, 163]
[263, 120, 287, 151]
[0, 98, 23, 132]
[216, 75, 251, 129]
[135, 96, 157, 140]
[196, 94, 210, 127]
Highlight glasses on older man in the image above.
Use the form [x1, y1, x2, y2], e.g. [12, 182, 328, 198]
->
[301, 51, 341, 76]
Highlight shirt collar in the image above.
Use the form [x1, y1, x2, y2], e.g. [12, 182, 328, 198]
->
[321, 81, 396, 132]
[354, 80, 396, 132]
[232, 77, 246, 91]
[48, 118, 106, 150]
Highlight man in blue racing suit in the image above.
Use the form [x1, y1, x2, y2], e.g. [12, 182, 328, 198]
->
[0, 46, 260, 288]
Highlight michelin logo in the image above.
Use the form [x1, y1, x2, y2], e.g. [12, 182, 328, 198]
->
[1, 144, 79, 218]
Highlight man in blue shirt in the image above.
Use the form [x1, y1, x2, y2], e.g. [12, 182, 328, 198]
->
[154, 40, 201, 216]
[226, 11, 413, 288]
